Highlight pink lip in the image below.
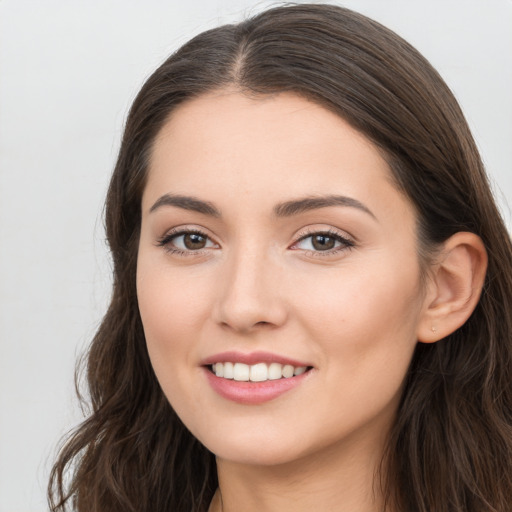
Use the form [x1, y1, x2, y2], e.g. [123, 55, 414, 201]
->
[200, 350, 311, 367]
[204, 367, 312, 405]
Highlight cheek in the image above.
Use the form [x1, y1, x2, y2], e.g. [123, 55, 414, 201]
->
[292, 257, 423, 378]
[137, 259, 212, 343]
[136, 259, 213, 422]
[135, 256, 217, 402]
[288, 265, 422, 441]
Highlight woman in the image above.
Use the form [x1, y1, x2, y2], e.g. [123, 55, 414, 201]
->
[49, 4, 512, 511]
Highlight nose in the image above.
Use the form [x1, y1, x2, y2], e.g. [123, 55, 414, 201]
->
[212, 245, 288, 333]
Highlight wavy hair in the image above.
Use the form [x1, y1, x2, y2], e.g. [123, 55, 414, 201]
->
[49, 4, 512, 511]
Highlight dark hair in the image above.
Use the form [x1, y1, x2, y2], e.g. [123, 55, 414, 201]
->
[49, 4, 512, 511]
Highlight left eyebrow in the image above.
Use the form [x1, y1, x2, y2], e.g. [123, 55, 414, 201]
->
[273, 195, 377, 220]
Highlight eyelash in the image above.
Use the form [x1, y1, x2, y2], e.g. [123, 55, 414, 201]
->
[156, 228, 214, 256]
[292, 229, 355, 257]
[156, 228, 355, 257]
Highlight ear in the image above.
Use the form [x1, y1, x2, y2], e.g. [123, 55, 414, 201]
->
[417, 232, 487, 343]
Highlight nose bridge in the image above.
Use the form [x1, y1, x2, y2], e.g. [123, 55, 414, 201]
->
[214, 237, 287, 331]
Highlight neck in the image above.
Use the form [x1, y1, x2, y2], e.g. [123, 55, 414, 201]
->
[210, 431, 392, 512]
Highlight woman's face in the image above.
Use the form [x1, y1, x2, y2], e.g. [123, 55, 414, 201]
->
[137, 91, 429, 466]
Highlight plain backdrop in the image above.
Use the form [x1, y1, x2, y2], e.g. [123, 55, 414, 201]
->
[1, 1, 511, 511]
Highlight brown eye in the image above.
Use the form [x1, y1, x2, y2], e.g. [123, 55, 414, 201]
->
[157, 230, 217, 253]
[292, 231, 354, 255]
[183, 233, 207, 250]
[311, 234, 336, 251]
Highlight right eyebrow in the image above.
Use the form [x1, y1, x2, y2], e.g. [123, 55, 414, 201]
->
[149, 194, 221, 217]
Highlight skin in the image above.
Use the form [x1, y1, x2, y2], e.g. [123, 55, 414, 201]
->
[136, 90, 444, 511]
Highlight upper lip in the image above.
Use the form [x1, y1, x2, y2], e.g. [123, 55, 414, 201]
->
[200, 351, 312, 368]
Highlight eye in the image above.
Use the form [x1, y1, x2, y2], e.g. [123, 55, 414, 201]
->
[291, 230, 354, 254]
[157, 229, 218, 254]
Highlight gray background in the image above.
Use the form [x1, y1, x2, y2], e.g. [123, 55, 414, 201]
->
[1, 1, 511, 510]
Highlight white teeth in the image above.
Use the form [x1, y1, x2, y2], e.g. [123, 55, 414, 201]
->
[211, 361, 309, 381]
[223, 361, 234, 379]
[250, 363, 268, 382]
[214, 363, 224, 377]
[233, 362, 250, 381]
[282, 364, 294, 378]
[268, 362, 283, 380]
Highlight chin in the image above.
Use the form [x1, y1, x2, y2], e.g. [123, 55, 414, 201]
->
[214, 444, 305, 467]
[195, 427, 309, 467]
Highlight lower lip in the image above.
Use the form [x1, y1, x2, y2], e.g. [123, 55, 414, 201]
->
[204, 368, 311, 405]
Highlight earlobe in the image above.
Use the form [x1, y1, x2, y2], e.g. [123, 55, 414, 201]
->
[417, 232, 487, 343]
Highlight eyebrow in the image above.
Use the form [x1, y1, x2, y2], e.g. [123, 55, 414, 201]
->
[149, 193, 376, 220]
[272, 195, 376, 220]
[149, 194, 221, 217]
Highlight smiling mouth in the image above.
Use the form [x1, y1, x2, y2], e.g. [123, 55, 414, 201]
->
[209, 362, 312, 382]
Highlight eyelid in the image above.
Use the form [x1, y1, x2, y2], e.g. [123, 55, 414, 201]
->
[293, 225, 355, 243]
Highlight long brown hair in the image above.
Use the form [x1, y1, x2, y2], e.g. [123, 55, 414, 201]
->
[49, 4, 512, 511]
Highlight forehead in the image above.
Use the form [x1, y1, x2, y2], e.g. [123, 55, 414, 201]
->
[143, 90, 408, 222]
[151, 90, 381, 171]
